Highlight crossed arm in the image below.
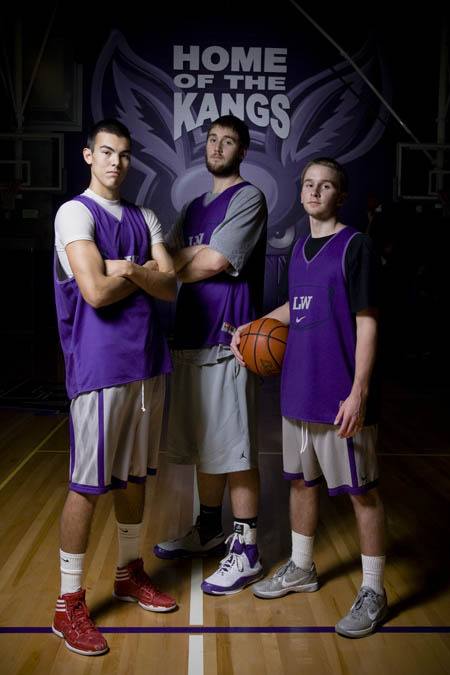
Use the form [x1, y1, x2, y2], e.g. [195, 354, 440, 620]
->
[172, 244, 230, 282]
[66, 240, 176, 308]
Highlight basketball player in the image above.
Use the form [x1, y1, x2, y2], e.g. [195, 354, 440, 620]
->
[231, 158, 387, 637]
[154, 115, 268, 595]
[53, 119, 177, 656]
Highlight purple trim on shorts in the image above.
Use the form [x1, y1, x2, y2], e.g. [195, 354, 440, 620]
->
[327, 479, 378, 496]
[283, 471, 324, 488]
[111, 475, 128, 489]
[98, 390, 105, 489]
[304, 476, 325, 488]
[147, 467, 157, 476]
[283, 470, 304, 480]
[346, 437, 359, 487]
[110, 475, 147, 489]
[68, 413, 75, 481]
[128, 474, 147, 484]
[68, 481, 110, 495]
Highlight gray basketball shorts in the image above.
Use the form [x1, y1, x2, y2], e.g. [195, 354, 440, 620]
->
[69, 376, 165, 494]
[166, 351, 259, 473]
[282, 416, 379, 495]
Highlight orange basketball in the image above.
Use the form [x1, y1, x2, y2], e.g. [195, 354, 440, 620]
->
[239, 318, 288, 376]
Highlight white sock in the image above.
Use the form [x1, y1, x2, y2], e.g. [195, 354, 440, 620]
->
[291, 531, 314, 570]
[117, 522, 141, 568]
[361, 554, 385, 595]
[60, 549, 84, 595]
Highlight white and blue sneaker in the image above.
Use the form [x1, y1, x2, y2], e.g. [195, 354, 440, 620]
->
[153, 517, 226, 560]
[201, 523, 263, 595]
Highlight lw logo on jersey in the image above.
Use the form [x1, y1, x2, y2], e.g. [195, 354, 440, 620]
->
[187, 233, 204, 246]
[292, 295, 313, 323]
[293, 296, 313, 310]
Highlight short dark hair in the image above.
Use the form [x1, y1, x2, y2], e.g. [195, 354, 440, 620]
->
[301, 157, 348, 193]
[207, 115, 250, 150]
[86, 118, 132, 151]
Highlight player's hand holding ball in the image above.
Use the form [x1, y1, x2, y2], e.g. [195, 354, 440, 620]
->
[231, 317, 288, 376]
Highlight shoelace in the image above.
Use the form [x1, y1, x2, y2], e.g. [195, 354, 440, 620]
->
[70, 601, 97, 631]
[216, 533, 245, 576]
[274, 560, 295, 579]
[131, 564, 159, 595]
[352, 588, 377, 614]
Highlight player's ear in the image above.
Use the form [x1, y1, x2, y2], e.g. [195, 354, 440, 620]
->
[83, 147, 93, 166]
[239, 145, 247, 161]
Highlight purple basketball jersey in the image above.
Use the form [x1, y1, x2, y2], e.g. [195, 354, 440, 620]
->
[173, 182, 264, 349]
[54, 195, 172, 399]
[281, 227, 359, 423]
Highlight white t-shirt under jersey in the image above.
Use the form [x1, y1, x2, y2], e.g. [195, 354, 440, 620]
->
[55, 188, 165, 278]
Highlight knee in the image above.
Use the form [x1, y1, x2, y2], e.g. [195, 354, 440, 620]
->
[291, 479, 313, 496]
[69, 488, 97, 500]
[350, 489, 382, 510]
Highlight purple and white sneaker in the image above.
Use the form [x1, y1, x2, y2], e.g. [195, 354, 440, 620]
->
[153, 517, 226, 560]
[201, 524, 263, 595]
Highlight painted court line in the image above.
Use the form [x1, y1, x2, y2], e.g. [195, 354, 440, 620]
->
[0, 417, 67, 493]
[189, 471, 203, 625]
[1, 626, 449, 634]
[188, 635, 204, 674]
[188, 471, 203, 674]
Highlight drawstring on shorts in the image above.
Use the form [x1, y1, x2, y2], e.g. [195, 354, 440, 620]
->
[141, 381, 146, 412]
[300, 421, 308, 454]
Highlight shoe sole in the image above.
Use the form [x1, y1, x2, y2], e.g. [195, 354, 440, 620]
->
[201, 571, 264, 596]
[113, 592, 177, 612]
[153, 542, 226, 560]
[52, 625, 109, 656]
[335, 608, 388, 638]
[252, 581, 319, 599]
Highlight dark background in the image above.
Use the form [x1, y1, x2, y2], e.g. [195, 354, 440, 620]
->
[0, 2, 448, 408]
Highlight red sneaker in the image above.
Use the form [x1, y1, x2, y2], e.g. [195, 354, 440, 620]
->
[52, 589, 108, 656]
[114, 558, 177, 612]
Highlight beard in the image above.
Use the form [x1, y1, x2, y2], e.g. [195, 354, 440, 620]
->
[205, 153, 241, 177]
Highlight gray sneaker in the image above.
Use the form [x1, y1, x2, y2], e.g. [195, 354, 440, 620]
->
[335, 586, 388, 638]
[252, 559, 319, 599]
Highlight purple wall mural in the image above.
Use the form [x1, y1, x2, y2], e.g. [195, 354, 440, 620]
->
[87, 26, 391, 310]
[91, 31, 390, 250]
